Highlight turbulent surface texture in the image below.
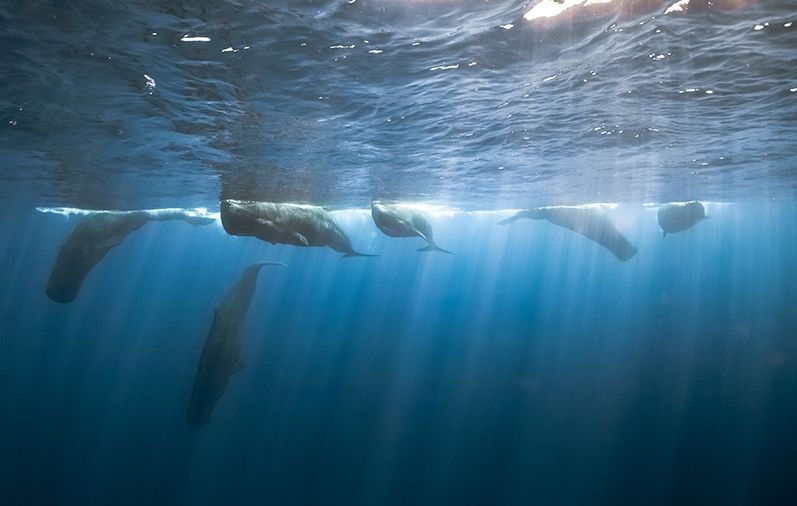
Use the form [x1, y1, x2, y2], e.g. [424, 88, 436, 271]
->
[1, 0, 796, 208]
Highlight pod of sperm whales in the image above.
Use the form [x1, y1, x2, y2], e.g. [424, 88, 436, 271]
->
[499, 206, 638, 261]
[220, 199, 375, 257]
[186, 262, 285, 427]
[371, 201, 453, 254]
[46, 209, 215, 303]
[657, 201, 706, 237]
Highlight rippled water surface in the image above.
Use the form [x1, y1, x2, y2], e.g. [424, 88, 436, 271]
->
[1, 0, 795, 208]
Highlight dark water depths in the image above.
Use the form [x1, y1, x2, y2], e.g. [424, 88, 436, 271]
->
[2, 202, 797, 504]
[1, 1, 797, 504]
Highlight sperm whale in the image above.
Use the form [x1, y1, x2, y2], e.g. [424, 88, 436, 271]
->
[220, 199, 375, 257]
[657, 201, 707, 237]
[371, 200, 453, 254]
[186, 261, 285, 427]
[499, 206, 638, 261]
[46, 209, 215, 303]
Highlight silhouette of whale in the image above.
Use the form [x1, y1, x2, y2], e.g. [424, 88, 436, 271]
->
[499, 206, 638, 261]
[46, 209, 215, 303]
[186, 262, 285, 427]
[371, 201, 453, 254]
[220, 199, 375, 257]
[657, 201, 707, 237]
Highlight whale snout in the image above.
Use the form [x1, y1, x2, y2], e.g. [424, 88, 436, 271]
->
[617, 243, 638, 262]
[46, 262, 83, 303]
[220, 199, 254, 236]
[46, 282, 78, 303]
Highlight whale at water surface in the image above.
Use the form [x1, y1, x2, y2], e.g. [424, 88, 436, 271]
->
[499, 206, 638, 261]
[371, 200, 453, 254]
[220, 199, 375, 257]
[46, 209, 215, 303]
[657, 201, 707, 237]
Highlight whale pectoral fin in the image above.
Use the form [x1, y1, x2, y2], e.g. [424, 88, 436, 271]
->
[255, 218, 310, 246]
[498, 209, 542, 225]
[233, 362, 245, 374]
[98, 233, 127, 251]
[344, 251, 378, 257]
[383, 217, 414, 237]
[418, 244, 454, 255]
[409, 226, 429, 242]
[295, 233, 310, 246]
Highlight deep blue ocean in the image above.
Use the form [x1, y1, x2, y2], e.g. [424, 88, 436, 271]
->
[1, 1, 797, 505]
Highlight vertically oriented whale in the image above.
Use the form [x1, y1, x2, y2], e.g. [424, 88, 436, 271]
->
[657, 201, 706, 237]
[186, 262, 285, 427]
[499, 206, 638, 261]
[46, 209, 216, 303]
[220, 199, 375, 257]
[371, 200, 453, 254]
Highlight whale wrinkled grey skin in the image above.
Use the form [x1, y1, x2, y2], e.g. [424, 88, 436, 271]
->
[220, 199, 375, 257]
[657, 201, 706, 237]
[186, 262, 285, 427]
[371, 201, 453, 254]
[46, 210, 215, 303]
[499, 206, 638, 261]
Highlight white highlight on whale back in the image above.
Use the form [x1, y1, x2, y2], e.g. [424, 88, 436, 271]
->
[539, 203, 619, 210]
[37, 202, 733, 224]
[36, 206, 220, 222]
[388, 202, 461, 217]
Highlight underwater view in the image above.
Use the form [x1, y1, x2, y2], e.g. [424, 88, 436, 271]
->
[1, 0, 796, 504]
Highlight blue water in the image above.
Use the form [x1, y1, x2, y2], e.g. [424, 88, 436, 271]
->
[2, 203, 797, 504]
[2, 0, 797, 504]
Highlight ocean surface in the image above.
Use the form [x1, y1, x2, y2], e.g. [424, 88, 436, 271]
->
[1, 0, 797, 504]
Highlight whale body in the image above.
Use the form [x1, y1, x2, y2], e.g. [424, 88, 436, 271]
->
[220, 199, 374, 257]
[657, 201, 706, 237]
[186, 262, 285, 427]
[499, 206, 638, 261]
[46, 209, 215, 303]
[371, 201, 453, 254]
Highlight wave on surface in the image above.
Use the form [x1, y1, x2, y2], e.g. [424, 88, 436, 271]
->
[3, 1, 794, 207]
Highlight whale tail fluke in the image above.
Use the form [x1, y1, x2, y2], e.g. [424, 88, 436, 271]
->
[417, 244, 454, 255]
[343, 251, 379, 258]
[498, 209, 544, 225]
[148, 209, 216, 226]
[253, 261, 288, 268]
[498, 214, 522, 225]
[246, 261, 287, 275]
[617, 244, 639, 262]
